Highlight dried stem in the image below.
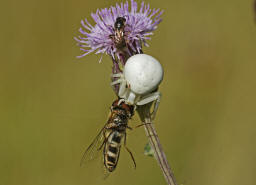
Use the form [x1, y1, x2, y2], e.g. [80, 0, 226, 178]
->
[137, 104, 177, 185]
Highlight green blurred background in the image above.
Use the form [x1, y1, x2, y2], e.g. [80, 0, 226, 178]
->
[1, 0, 256, 185]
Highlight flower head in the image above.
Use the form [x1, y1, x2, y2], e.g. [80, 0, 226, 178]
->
[75, 0, 163, 61]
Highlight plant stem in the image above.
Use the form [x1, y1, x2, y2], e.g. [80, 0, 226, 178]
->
[137, 104, 177, 185]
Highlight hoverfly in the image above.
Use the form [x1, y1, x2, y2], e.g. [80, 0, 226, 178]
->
[110, 17, 127, 50]
[80, 99, 136, 175]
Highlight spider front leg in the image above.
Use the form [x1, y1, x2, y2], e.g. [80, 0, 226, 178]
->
[136, 91, 161, 120]
[110, 73, 128, 98]
[111, 73, 123, 78]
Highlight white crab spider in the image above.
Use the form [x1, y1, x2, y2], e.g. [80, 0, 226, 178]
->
[111, 54, 164, 120]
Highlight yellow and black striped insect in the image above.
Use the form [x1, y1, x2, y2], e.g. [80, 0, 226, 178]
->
[80, 99, 136, 174]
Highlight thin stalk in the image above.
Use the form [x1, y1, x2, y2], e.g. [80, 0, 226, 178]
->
[137, 104, 177, 185]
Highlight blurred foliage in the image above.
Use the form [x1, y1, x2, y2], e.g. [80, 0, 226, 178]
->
[1, 0, 256, 185]
[144, 142, 154, 157]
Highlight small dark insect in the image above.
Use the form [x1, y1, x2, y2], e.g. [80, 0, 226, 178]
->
[110, 17, 127, 50]
[115, 17, 126, 30]
[80, 99, 136, 175]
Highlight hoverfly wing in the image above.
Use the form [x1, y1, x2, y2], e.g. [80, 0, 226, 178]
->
[80, 127, 106, 167]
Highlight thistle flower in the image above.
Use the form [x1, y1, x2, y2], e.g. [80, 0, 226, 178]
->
[75, 0, 163, 62]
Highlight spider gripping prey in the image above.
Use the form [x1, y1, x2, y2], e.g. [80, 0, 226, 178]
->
[111, 54, 164, 120]
[80, 99, 136, 175]
[75, 1, 177, 184]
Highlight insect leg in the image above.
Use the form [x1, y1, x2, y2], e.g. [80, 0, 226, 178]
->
[134, 122, 152, 128]
[124, 133, 136, 169]
[109, 34, 115, 40]
[98, 139, 106, 151]
[98, 129, 108, 151]
[127, 126, 133, 130]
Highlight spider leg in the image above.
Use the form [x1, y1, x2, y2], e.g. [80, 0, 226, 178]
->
[111, 73, 123, 78]
[110, 79, 123, 86]
[136, 91, 161, 120]
[110, 73, 128, 98]
[118, 79, 127, 98]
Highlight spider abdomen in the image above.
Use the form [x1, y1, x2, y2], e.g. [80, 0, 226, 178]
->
[124, 54, 163, 95]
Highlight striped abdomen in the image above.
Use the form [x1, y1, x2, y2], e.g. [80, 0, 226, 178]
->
[104, 131, 123, 172]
